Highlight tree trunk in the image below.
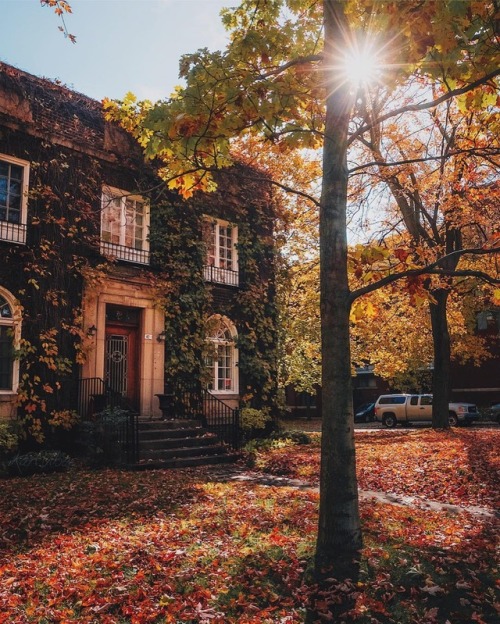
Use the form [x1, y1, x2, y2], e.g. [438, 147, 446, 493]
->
[315, 0, 362, 574]
[429, 288, 451, 428]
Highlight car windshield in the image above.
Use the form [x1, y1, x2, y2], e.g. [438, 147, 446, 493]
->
[356, 403, 373, 412]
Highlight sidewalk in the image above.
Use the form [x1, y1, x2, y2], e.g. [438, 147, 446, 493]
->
[209, 465, 499, 519]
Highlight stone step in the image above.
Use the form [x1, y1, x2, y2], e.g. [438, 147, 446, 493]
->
[140, 444, 227, 461]
[138, 419, 202, 430]
[138, 427, 205, 441]
[140, 435, 218, 450]
[130, 453, 240, 471]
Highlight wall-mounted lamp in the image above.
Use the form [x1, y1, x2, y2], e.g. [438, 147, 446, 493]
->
[87, 325, 97, 337]
[157, 330, 167, 343]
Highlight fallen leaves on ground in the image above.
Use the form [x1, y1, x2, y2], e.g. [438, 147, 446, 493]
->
[0, 429, 498, 623]
[253, 429, 500, 509]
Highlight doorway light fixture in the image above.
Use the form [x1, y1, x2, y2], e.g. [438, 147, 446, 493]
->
[87, 325, 97, 337]
[157, 330, 167, 342]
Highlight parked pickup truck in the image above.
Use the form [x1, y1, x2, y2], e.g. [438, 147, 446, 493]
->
[374, 394, 479, 428]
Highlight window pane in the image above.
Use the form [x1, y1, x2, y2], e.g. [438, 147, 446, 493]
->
[0, 297, 13, 318]
[0, 162, 24, 223]
[203, 221, 216, 266]
[101, 193, 122, 244]
[219, 226, 233, 270]
[9, 164, 23, 181]
[0, 326, 13, 390]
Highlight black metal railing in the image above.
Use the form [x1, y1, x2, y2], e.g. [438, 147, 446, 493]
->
[77, 377, 139, 465]
[157, 381, 241, 450]
[202, 388, 241, 450]
[203, 264, 239, 287]
[0, 221, 27, 245]
[78, 377, 121, 419]
[100, 241, 150, 265]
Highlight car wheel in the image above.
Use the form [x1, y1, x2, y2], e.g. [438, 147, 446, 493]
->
[448, 412, 458, 427]
[382, 413, 397, 428]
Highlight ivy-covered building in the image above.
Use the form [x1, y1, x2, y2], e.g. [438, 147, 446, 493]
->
[0, 62, 277, 444]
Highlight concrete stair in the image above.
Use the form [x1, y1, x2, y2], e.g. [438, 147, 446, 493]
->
[133, 418, 239, 470]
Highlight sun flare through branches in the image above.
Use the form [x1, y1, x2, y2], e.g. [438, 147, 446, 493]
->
[341, 40, 383, 89]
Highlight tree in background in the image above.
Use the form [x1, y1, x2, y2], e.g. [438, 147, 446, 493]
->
[106, 0, 500, 574]
[350, 79, 500, 425]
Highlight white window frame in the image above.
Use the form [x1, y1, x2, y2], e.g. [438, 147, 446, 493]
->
[203, 217, 239, 286]
[100, 186, 150, 264]
[0, 288, 20, 394]
[0, 153, 29, 245]
[206, 315, 239, 394]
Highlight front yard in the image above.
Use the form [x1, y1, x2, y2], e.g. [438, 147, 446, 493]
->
[0, 429, 498, 623]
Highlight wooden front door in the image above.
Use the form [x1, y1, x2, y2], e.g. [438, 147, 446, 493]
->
[105, 324, 139, 409]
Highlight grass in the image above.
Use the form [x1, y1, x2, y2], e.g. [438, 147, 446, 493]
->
[0, 428, 498, 623]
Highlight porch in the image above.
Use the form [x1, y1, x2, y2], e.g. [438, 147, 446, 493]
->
[75, 378, 241, 469]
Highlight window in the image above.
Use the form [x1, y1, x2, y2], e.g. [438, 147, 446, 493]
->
[0, 154, 29, 244]
[101, 187, 149, 264]
[0, 292, 18, 392]
[203, 217, 239, 286]
[379, 396, 406, 405]
[206, 316, 238, 393]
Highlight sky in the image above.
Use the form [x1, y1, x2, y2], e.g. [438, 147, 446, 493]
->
[1, 0, 235, 102]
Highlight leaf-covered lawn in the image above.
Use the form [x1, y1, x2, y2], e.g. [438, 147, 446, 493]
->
[254, 429, 500, 509]
[0, 429, 498, 623]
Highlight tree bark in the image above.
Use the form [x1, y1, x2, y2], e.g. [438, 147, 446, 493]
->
[315, 0, 362, 574]
[429, 288, 452, 428]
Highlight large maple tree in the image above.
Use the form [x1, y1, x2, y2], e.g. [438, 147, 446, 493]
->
[105, 0, 500, 572]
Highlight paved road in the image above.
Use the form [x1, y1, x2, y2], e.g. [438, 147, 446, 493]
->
[282, 417, 499, 432]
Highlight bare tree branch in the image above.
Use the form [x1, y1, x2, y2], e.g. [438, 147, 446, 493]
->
[349, 147, 500, 174]
[348, 68, 500, 146]
[257, 54, 323, 79]
[350, 245, 500, 303]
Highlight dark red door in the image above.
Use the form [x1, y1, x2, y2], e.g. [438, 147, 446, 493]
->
[105, 324, 139, 408]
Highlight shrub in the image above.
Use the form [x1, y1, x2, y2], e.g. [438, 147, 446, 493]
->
[7, 451, 71, 477]
[48, 409, 79, 431]
[240, 407, 271, 432]
[76, 406, 132, 467]
[243, 430, 312, 454]
[270, 430, 312, 445]
[0, 421, 20, 456]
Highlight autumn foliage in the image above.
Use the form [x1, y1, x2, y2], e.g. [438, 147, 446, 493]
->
[0, 429, 498, 623]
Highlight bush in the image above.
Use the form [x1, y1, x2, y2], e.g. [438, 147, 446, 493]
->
[244, 431, 312, 452]
[240, 407, 272, 432]
[0, 421, 20, 456]
[48, 409, 79, 431]
[269, 430, 312, 445]
[76, 406, 132, 467]
[7, 451, 71, 477]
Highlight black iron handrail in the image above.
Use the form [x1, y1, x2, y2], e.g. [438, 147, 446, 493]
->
[100, 241, 150, 265]
[78, 377, 121, 419]
[202, 388, 241, 450]
[158, 381, 241, 449]
[203, 264, 239, 287]
[0, 220, 27, 245]
[77, 377, 139, 464]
